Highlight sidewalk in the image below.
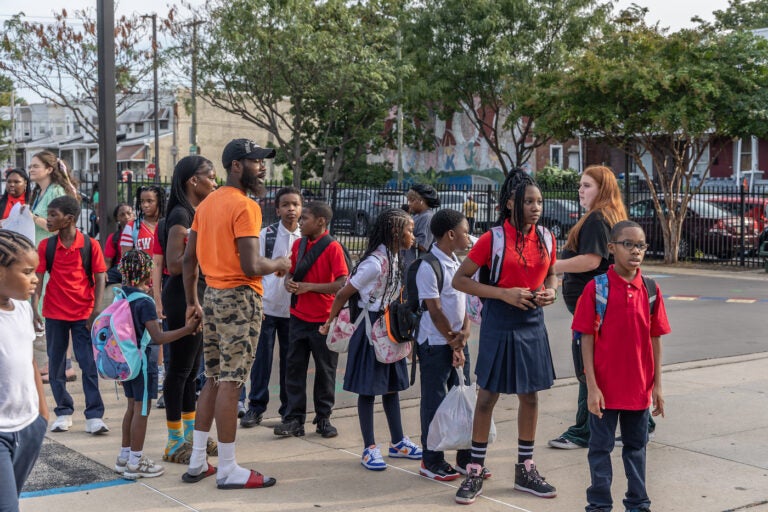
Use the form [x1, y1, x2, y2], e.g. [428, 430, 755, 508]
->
[20, 352, 768, 512]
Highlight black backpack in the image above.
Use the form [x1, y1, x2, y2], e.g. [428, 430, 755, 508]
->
[45, 232, 95, 287]
[383, 252, 443, 344]
[263, 221, 281, 259]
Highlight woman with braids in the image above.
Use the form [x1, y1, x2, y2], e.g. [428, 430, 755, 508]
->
[0, 168, 31, 223]
[320, 208, 423, 472]
[547, 165, 635, 451]
[0, 230, 48, 511]
[120, 184, 165, 255]
[452, 169, 559, 504]
[157, 156, 217, 464]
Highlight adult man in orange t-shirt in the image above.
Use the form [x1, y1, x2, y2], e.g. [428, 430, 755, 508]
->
[182, 139, 291, 490]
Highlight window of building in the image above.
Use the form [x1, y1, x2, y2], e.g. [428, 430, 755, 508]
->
[135, 123, 144, 133]
[550, 145, 562, 168]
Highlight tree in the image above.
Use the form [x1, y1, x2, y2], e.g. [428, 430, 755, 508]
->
[0, 9, 162, 140]
[407, 0, 612, 176]
[703, 0, 768, 31]
[530, 15, 768, 263]
[187, 0, 401, 188]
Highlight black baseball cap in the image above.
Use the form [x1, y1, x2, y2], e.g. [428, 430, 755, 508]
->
[221, 138, 277, 169]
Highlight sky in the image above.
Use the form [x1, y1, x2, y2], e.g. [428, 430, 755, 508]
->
[1, 0, 733, 102]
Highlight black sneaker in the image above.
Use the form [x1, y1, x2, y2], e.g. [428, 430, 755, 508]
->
[273, 418, 305, 437]
[455, 464, 492, 479]
[455, 463, 484, 504]
[419, 460, 460, 481]
[240, 409, 263, 428]
[314, 418, 338, 438]
[514, 460, 556, 498]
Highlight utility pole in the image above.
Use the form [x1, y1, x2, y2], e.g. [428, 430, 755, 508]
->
[142, 13, 160, 181]
[97, 0, 118, 241]
[190, 18, 204, 155]
[9, 91, 15, 168]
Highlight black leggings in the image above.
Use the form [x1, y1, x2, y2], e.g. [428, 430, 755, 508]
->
[162, 275, 204, 423]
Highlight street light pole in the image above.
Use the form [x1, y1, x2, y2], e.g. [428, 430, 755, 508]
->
[142, 13, 160, 181]
[97, 0, 117, 240]
[190, 18, 204, 155]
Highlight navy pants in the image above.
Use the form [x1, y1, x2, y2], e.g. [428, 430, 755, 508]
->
[0, 415, 47, 511]
[46, 319, 104, 419]
[416, 342, 471, 466]
[247, 314, 290, 417]
[283, 317, 338, 424]
[587, 408, 651, 512]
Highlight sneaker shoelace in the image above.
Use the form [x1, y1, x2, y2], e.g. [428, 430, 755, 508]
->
[369, 447, 383, 460]
[459, 473, 482, 492]
[525, 464, 547, 485]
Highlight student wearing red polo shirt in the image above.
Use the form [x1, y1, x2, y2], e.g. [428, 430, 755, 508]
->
[273, 202, 349, 438]
[31, 195, 107, 435]
[573, 220, 670, 512]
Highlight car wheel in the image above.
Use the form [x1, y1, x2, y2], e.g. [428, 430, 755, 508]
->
[548, 222, 563, 239]
[677, 238, 691, 259]
[354, 215, 369, 237]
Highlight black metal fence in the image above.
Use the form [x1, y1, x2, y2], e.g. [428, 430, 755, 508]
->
[70, 176, 768, 269]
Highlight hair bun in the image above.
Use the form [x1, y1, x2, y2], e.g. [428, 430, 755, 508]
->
[410, 184, 441, 208]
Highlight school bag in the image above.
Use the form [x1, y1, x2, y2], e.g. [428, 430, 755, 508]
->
[571, 273, 658, 383]
[90, 288, 155, 415]
[263, 221, 280, 259]
[44, 232, 94, 287]
[467, 224, 554, 323]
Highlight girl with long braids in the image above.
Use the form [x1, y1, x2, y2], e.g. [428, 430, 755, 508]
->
[452, 169, 559, 504]
[320, 208, 423, 471]
[120, 185, 166, 255]
[158, 156, 217, 464]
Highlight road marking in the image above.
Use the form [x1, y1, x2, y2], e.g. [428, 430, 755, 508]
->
[20, 479, 132, 498]
[668, 295, 698, 301]
[726, 298, 758, 304]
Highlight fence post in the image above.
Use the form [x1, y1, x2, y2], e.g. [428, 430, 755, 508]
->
[740, 182, 746, 267]
[329, 181, 338, 236]
[126, 174, 133, 204]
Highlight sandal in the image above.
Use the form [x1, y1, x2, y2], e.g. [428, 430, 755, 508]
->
[163, 441, 193, 464]
[217, 469, 276, 490]
[181, 462, 217, 483]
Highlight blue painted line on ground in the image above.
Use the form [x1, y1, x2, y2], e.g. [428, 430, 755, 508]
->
[20, 478, 132, 499]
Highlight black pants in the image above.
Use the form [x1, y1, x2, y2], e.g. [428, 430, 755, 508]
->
[162, 275, 204, 422]
[283, 317, 338, 424]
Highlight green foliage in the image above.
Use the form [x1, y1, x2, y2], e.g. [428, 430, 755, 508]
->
[705, 0, 768, 31]
[341, 163, 393, 186]
[536, 166, 580, 189]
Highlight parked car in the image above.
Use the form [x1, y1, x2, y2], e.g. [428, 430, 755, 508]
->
[330, 189, 406, 236]
[438, 190, 496, 232]
[703, 195, 768, 232]
[541, 198, 583, 239]
[628, 197, 759, 259]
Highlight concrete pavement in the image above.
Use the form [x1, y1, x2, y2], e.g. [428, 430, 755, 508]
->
[20, 350, 768, 512]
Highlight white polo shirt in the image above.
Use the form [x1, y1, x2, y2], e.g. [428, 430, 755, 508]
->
[415, 245, 465, 346]
[261, 221, 301, 318]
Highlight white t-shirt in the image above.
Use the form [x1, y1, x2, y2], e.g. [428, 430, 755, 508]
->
[349, 244, 400, 312]
[261, 222, 301, 318]
[0, 300, 40, 432]
[416, 245, 465, 345]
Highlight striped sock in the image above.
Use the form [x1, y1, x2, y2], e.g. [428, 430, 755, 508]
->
[518, 439, 534, 464]
[182, 411, 196, 443]
[470, 440, 488, 467]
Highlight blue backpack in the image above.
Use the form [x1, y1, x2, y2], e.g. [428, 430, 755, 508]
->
[90, 288, 155, 415]
[571, 273, 657, 383]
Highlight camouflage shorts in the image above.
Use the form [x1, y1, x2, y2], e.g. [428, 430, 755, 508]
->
[202, 286, 263, 384]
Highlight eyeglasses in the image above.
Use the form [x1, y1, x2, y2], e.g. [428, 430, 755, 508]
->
[611, 240, 649, 251]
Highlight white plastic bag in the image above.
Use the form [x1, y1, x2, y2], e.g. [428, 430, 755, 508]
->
[427, 368, 496, 452]
[2, 203, 35, 243]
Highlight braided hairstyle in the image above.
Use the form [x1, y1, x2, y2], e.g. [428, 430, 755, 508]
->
[0, 229, 36, 267]
[167, 155, 212, 219]
[118, 249, 153, 287]
[134, 184, 166, 225]
[350, 207, 412, 307]
[497, 168, 548, 266]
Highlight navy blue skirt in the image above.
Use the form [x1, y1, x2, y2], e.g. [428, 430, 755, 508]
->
[475, 299, 555, 394]
[343, 311, 409, 396]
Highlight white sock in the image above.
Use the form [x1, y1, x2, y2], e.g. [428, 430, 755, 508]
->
[120, 447, 130, 460]
[129, 450, 142, 466]
[188, 430, 209, 471]
[216, 441, 250, 484]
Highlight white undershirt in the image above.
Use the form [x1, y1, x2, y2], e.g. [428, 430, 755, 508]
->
[0, 299, 39, 432]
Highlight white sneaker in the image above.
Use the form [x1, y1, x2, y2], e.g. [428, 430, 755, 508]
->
[85, 418, 110, 434]
[114, 456, 128, 474]
[50, 415, 73, 432]
[123, 455, 164, 480]
[237, 401, 246, 418]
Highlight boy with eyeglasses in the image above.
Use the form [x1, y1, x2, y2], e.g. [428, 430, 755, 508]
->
[572, 220, 670, 512]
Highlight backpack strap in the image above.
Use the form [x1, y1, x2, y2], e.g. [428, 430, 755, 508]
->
[488, 225, 506, 286]
[111, 227, 121, 267]
[536, 225, 554, 258]
[642, 276, 658, 316]
[45, 235, 57, 274]
[264, 222, 280, 259]
[418, 252, 444, 311]
[594, 273, 609, 331]
[290, 235, 336, 308]
[132, 220, 140, 249]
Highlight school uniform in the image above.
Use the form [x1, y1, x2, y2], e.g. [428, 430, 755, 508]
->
[343, 245, 409, 396]
[415, 245, 471, 467]
[466, 220, 556, 394]
[572, 265, 671, 512]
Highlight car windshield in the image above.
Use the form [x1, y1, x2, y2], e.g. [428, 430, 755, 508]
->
[687, 199, 731, 218]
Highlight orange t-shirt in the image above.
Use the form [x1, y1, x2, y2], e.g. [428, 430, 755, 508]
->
[191, 186, 263, 295]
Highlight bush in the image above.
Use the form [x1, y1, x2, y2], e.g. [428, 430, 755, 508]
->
[536, 166, 580, 189]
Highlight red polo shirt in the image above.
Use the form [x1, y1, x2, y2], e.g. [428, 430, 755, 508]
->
[289, 232, 349, 323]
[37, 231, 107, 321]
[572, 266, 671, 410]
[467, 220, 556, 289]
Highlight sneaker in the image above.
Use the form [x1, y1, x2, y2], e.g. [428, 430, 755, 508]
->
[548, 436, 584, 449]
[314, 418, 338, 438]
[455, 464, 493, 479]
[240, 409, 263, 428]
[65, 368, 77, 382]
[514, 460, 556, 498]
[114, 456, 128, 474]
[85, 418, 110, 435]
[50, 415, 73, 432]
[419, 460, 460, 481]
[156, 395, 165, 409]
[237, 401, 246, 418]
[361, 445, 387, 471]
[455, 463, 484, 505]
[123, 455, 164, 480]
[388, 436, 422, 459]
[273, 418, 305, 437]
[626, 508, 652, 512]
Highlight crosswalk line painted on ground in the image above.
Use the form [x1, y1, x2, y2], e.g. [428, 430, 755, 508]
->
[668, 295, 699, 301]
[725, 298, 758, 304]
